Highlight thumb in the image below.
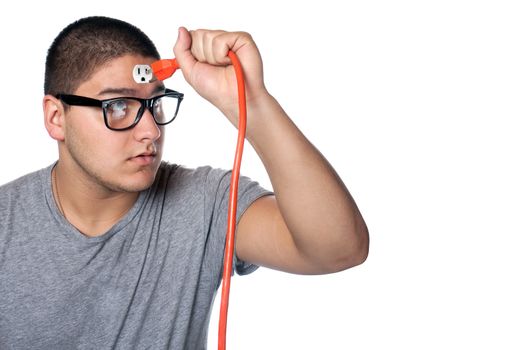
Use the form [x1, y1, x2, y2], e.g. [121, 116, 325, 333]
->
[173, 27, 196, 80]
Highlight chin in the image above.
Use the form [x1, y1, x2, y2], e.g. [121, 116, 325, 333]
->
[125, 171, 158, 192]
[109, 166, 159, 193]
[121, 180, 155, 193]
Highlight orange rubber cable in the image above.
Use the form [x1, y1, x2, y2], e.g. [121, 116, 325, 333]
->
[151, 50, 247, 350]
[218, 51, 247, 350]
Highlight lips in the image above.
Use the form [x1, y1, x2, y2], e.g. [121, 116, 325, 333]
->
[129, 150, 157, 165]
[138, 151, 156, 157]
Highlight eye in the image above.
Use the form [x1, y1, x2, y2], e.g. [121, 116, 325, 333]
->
[153, 98, 162, 110]
[153, 98, 166, 121]
[107, 100, 128, 119]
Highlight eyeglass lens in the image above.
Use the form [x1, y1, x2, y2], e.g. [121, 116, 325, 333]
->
[104, 96, 180, 130]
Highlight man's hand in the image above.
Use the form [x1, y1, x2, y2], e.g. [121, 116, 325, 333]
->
[173, 27, 268, 127]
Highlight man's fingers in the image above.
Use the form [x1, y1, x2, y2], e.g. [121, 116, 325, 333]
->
[189, 30, 233, 66]
[173, 27, 197, 78]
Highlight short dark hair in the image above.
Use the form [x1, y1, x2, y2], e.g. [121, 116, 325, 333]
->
[44, 16, 160, 95]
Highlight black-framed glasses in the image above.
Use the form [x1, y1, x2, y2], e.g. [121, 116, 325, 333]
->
[56, 89, 184, 131]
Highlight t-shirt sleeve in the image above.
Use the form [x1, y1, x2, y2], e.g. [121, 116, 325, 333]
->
[204, 167, 273, 276]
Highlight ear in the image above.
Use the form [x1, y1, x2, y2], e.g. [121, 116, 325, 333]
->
[43, 95, 65, 141]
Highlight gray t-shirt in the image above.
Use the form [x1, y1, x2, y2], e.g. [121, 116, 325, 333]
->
[0, 162, 271, 349]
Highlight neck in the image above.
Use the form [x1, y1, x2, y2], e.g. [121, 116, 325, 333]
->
[52, 162, 139, 237]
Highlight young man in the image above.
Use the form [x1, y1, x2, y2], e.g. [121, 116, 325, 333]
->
[0, 16, 368, 349]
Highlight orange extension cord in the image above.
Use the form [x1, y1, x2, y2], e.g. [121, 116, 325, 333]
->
[152, 50, 247, 350]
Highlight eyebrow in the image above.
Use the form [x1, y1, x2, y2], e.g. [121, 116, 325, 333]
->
[97, 84, 166, 98]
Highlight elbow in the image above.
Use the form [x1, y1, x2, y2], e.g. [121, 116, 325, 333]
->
[352, 214, 370, 266]
[296, 219, 370, 275]
[350, 230, 369, 267]
[352, 221, 370, 267]
[355, 221, 370, 265]
[334, 207, 370, 271]
[332, 222, 370, 272]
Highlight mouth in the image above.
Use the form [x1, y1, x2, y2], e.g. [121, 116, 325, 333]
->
[129, 151, 157, 166]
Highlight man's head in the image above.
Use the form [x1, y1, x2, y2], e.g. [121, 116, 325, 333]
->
[45, 16, 160, 96]
[43, 16, 170, 194]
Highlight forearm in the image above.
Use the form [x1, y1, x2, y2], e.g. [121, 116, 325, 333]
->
[243, 93, 369, 269]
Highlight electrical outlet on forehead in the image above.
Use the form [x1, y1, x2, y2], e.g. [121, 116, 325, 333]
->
[133, 64, 156, 84]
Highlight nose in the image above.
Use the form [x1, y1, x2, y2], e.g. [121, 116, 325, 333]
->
[132, 108, 161, 142]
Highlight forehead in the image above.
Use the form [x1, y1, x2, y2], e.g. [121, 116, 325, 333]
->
[74, 54, 163, 97]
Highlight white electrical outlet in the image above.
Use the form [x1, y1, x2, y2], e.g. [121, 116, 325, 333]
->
[133, 64, 154, 83]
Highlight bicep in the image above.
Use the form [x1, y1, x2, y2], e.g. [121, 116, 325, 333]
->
[236, 195, 325, 275]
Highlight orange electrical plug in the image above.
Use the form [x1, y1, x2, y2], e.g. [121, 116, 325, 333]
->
[151, 58, 180, 81]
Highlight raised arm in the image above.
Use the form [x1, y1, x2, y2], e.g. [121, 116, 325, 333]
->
[174, 27, 369, 274]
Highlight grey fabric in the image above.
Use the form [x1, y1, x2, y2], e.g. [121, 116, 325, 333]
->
[0, 162, 271, 349]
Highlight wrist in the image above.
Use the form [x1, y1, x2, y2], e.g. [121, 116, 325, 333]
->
[221, 88, 272, 128]
[244, 93, 294, 149]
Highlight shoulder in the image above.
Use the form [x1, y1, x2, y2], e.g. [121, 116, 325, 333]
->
[0, 166, 49, 203]
[0, 166, 51, 237]
[155, 161, 269, 199]
[157, 161, 232, 190]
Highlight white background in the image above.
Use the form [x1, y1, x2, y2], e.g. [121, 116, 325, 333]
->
[1, 1, 524, 349]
